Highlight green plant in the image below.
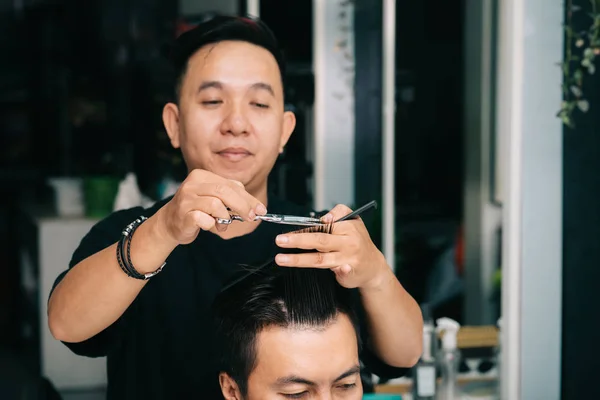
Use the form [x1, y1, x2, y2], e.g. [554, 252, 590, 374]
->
[559, 0, 600, 127]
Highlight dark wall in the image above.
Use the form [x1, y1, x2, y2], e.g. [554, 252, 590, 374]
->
[259, 0, 312, 65]
[354, 0, 464, 221]
[261, 0, 314, 206]
[395, 1, 464, 218]
[354, 0, 464, 237]
[354, 0, 383, 245]
[562, 2, 600, 398]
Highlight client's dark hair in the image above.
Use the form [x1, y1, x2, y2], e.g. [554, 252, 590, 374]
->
[212, 254, 360, 395]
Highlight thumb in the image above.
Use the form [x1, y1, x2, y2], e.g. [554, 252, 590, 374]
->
[321, 204, 353, 223]
[332, 264, 352, 278]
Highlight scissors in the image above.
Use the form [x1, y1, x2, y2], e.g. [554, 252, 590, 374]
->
[215, 213, 323, 226]
[215, 200, 378, 227]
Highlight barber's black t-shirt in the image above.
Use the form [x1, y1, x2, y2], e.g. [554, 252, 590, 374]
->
[51, 196, 407, 399]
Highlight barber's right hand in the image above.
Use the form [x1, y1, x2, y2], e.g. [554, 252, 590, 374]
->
[156, 169, 266, 245]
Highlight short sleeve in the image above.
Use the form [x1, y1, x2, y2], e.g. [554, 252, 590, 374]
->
[49, 207, 145, 358]
[353, 289, 410, 380]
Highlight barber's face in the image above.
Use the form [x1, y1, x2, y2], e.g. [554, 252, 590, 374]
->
[220, 313, 362, 399]
[162, 40, 296, 194]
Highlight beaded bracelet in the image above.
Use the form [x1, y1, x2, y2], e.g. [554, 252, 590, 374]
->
[116, 216, 166, 280]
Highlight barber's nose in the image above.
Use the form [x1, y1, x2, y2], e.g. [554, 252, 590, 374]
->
[221, 104, 249, 136]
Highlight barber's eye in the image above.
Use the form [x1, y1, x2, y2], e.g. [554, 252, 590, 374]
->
[201, 100, 222, 106]
[283, 391, 307, 398]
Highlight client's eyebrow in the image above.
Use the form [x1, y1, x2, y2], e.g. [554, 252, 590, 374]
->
[333, 365, 361, 382]
[274, 365, 361, 387]
[275, 375, 316, 387]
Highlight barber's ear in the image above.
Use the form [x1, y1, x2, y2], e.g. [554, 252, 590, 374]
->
[219, 372, 242, 400]
[279, 110, 296, 152]
[162, 102, 181, 149]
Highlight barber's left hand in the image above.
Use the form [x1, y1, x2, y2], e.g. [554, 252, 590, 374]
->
[274, 204, 389, 290]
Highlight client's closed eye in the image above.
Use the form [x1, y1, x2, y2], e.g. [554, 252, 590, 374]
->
[338, 382, 357, 390]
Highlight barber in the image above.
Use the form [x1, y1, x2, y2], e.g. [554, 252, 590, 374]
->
[48, 15, 423, 399]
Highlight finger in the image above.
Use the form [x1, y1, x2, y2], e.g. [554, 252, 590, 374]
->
[201, 182, 266, 220]
[191, 183, 254, 221]
[275, 252, 343, 269]
[275, 232, 347, 252]
[187, 210, 216, 231]
[222, 180, 267, 216]
[186, 195, 232, 221]
[321, 204, 353, 223]
[184, 172, 266, 218]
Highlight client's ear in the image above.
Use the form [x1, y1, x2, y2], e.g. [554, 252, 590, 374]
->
[219, 372, 242, 400]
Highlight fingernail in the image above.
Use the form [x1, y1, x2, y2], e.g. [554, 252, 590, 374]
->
[323, 213, 333, 222]
[256, 204, 267, 215]
[341, 265, 352, 273]
[276, 254, 289, 264]
[249, 210, 256, 221]
[276, 235, 289, 244]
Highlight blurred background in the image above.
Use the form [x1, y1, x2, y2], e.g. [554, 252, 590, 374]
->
[0, 0, 597, 398]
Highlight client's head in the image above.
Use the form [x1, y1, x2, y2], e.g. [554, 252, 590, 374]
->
[212, 265, 363, 400]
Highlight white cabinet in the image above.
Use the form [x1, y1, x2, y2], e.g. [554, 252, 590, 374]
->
[19, 213, 107, 390]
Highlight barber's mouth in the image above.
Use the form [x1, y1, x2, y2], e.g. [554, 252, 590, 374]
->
[217, 148, 252, 162]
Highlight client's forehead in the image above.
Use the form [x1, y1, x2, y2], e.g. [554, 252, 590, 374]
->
[251, 313, 359, 384]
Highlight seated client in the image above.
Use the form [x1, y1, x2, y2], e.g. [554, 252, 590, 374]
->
[212, 261, 363, 400]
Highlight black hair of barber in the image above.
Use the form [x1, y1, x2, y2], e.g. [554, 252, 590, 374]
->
[212, 260, 362, 397]
[168, 15, 286, 102]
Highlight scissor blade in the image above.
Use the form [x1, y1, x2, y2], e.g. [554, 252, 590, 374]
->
[257, 214, 324, 226]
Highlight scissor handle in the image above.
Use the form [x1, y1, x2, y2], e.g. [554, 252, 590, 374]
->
[215, 215, 244, 225]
